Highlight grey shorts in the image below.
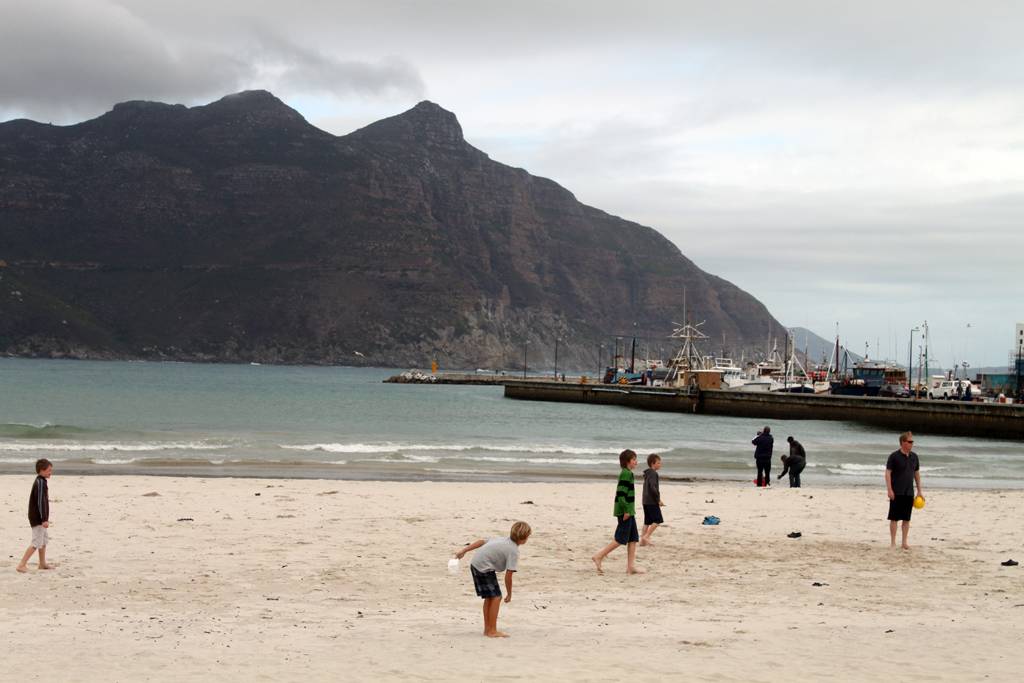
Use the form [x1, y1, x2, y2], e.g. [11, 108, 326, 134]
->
[31, 525, 48, 548]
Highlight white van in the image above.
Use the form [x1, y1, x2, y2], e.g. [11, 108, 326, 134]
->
[929, 378, 976, 400]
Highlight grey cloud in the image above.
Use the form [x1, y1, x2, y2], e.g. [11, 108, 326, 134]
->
[0, 0, 424, 121]
[244, 31, 424, 99]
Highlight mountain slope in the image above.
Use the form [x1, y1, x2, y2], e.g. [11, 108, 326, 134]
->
[0, 91, 782, 368]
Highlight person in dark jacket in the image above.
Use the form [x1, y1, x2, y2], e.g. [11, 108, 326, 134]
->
[752, 426, 773, 487]
[16, 458, 54, 573]
[640, 454, 664, 546]
[779, 436, 807, 487]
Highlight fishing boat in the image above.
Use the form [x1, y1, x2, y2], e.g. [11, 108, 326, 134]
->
[831, 357, 904, 397]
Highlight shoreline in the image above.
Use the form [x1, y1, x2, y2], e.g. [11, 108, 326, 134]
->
[3, 475, 1022, 681]
[1, 465, 1021, 490]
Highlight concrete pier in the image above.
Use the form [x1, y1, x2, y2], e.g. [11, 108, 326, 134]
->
[384, 372, 585, 386]
[503, 381, 1024, 440]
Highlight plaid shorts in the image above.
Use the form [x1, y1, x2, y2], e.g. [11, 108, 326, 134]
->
[471, 565, 502, 599]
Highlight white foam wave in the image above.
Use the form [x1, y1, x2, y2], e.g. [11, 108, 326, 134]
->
[424, 468, 513, 475]
[400, 454, 441, 463]
[459, 455, 608, 466]
[369, 454, 441, 464]
[826, 463, 946, 475]
[282, 443, 409, 454]
[0, 441, 230, 453]
[279, 442, 621, 456]
[833, 463, 886, 472]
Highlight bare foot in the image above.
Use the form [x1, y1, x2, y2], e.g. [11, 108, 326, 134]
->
[591, 556, 604, 575]
[640, 539, 654, 547]
[901, 544, 910, 550]
[15, 565, 27, 573]
[39, 563, 56, 570]
[627, 566, 646, 575]
[485, 630, 510, 638]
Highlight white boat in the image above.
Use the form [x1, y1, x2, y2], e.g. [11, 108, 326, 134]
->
[711, 358, 747, 389]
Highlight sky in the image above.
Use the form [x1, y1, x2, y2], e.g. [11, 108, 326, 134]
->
[2, 0, 1022, 368]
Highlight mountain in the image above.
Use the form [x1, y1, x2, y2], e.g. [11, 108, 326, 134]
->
[0, 91, 783, 369]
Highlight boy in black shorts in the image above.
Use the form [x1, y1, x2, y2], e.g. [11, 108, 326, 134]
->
[591, 449, 643, 575]
[885, 431, 925, 549]
[640, 453, 664, 546]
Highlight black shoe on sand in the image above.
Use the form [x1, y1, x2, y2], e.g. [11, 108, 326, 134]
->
[1002, 559, 1018, 566]
[787, 532, 802, 539]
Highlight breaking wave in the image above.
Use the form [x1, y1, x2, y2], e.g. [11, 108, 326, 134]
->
[0, 441, 231, 453]
[279, 442, 626, 456]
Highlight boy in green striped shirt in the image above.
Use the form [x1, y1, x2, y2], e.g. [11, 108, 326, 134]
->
[591, 449, 644, 575]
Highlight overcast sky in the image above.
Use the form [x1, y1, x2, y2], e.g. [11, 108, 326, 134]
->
[3, 0, 1022, 367]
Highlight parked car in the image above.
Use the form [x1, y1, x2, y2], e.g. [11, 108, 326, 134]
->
[928, 379, 976, 400]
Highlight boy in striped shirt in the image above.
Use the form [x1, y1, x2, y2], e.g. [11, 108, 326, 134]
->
[591, 449, 644, 575]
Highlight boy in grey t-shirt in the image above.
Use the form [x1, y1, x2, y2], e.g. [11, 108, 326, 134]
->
[454, 521, 531, 637]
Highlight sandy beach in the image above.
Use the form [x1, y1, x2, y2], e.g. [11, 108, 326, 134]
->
[2, 475, 1022, 681]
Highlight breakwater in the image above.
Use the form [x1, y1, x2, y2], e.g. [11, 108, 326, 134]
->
[384, 372, 583, 385]
[503, 381, 1024, 440]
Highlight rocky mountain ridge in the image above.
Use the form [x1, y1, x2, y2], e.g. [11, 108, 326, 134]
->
[0, 91, 782, 369]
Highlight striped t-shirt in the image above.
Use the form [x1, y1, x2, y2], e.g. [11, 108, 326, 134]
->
[613, 467, 636, 516]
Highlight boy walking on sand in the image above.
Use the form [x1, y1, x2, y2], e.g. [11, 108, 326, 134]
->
[16, 458, 55, 573]
[885, 431, 924, 549]
[640, 453, 664, 546]
[455, 521, 531, 637]
[592, 449, 643, 575]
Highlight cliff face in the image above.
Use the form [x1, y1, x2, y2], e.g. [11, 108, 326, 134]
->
[0, 91, 781, 369]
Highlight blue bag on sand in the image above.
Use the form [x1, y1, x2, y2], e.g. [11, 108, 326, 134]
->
[702, 515, 720, 525]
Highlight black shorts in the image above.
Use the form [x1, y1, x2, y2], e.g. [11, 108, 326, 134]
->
[643, 504, 664, 526]
[471, 565, 502, 599]
[888, 495, 914, 521]
[614, 515, 640, 545]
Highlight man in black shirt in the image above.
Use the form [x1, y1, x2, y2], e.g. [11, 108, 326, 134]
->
[779, 436, 807, 488]
[885, 431, 925, 549]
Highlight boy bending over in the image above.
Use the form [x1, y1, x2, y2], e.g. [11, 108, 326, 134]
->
[455, 521, 532, 637]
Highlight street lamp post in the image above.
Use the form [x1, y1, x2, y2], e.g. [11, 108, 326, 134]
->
[1011, 337, 1019, 401]
[631, 322, 638, 373]
[598, 343, 605, 380]
[923, 320, 929, 391]
[554, 338, 560, 380]
[908, 326, 920, 398]
[522, 340, 529, 379]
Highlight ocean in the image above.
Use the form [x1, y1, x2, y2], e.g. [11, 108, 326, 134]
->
[1, 358, 1021, 487]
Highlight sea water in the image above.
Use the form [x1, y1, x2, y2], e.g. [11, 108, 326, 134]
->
[1, 358, 1021, 487]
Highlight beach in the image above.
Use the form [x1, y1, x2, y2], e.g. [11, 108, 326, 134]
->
[2, 475, 1022, 681]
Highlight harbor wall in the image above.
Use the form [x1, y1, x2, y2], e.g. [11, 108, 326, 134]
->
[503, 382, 1024, 440]
[501, 382, 698, 412]
[384, 372, 581, 386]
